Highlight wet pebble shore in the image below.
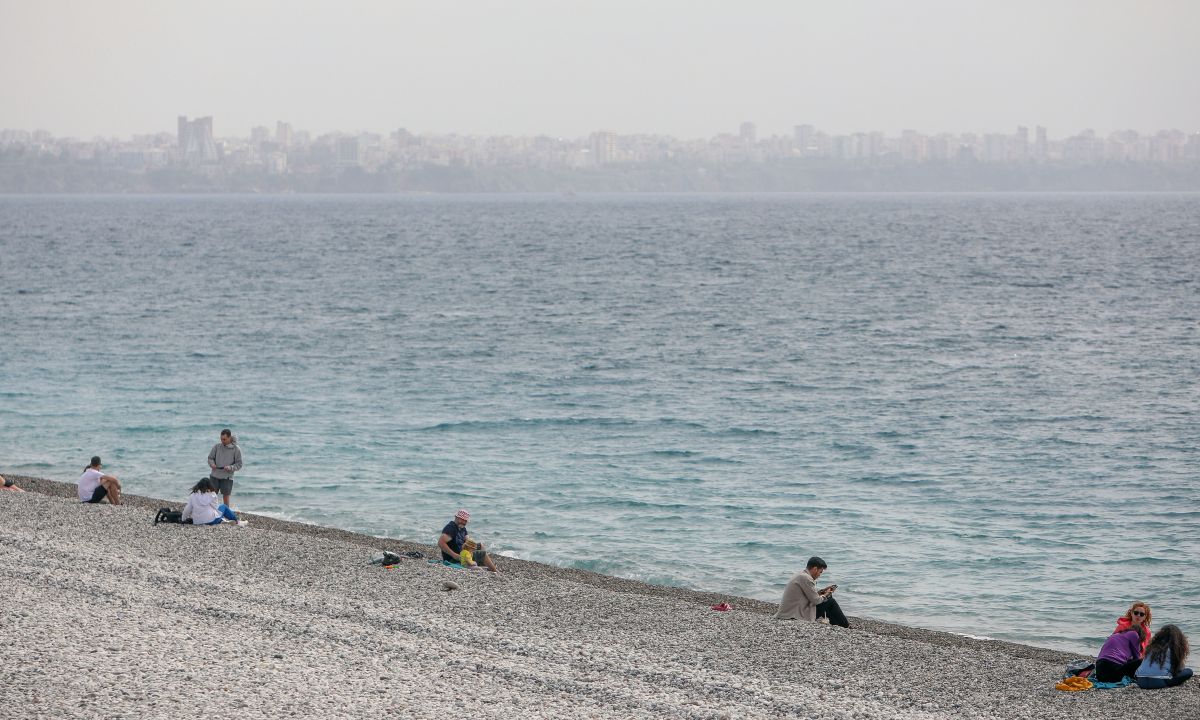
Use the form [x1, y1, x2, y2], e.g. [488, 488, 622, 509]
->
[2, 477, 1195, 719]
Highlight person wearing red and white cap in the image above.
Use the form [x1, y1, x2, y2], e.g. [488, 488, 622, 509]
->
[438, 509, 499, 573]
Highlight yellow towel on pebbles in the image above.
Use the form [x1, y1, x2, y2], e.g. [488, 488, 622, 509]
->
[1055, 676, 1093, 692]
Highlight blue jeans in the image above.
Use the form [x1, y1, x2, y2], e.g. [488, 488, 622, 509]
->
[205, 504, 239, 525]
[1136, 668, 1193, 689]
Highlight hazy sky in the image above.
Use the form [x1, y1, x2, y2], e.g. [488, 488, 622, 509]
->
[2, 0, 1197, 139]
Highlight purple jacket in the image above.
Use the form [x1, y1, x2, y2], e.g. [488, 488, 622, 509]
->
[1097, 630, 1142, 665]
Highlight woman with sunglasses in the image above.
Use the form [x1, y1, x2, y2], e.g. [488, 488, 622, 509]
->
[1115, 602, 1153, 655]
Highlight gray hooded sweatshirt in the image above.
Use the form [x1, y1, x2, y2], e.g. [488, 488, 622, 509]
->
[207, 439, 243, 480]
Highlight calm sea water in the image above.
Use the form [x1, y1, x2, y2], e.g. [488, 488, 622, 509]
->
[1, 193, 1197, 654]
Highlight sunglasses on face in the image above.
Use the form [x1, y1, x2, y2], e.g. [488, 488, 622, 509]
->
[1132, 610, 1147, 617]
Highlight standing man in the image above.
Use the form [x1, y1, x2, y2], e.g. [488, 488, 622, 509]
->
[207, 428, 242, 509]
[774, 556, 850, 628]
[438, 509, 500, 573]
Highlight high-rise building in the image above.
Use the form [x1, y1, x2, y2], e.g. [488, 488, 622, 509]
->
[1014, 126, 1029, 162]
[589, 131, 617, 165]
[1034, 126, 1048, 162]
[867, 131, 885, 159]
[177, 115, 217, 164]
[984, 133, 1008, 163]
[739, 121, 757, 146]
[793, 124, 815, 156]
[336, 136, 361, 166]
[276, 121, 293, 148]
[901, 130, 926, 162]
[250, 126, 271, 145]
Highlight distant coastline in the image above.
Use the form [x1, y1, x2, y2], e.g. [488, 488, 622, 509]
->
[4, 160, 1200, 194]
[0, 472, 1097, 660]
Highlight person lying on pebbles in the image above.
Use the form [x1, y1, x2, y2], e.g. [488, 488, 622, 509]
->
[774, 555, 850, 628]
[438, 509, 500, 573]
[0, 474, 23, 492]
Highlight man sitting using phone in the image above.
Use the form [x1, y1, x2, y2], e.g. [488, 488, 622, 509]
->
[774, 556, 850, 628]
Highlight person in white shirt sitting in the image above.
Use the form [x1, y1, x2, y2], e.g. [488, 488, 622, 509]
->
[78, 456, 122, 505]
[181, 478, 239, 526]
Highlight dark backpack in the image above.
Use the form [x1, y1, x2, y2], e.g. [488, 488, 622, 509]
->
[154, 507, 184, 525]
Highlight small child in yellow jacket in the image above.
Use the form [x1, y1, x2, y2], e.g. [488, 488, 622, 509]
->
[458, 537, 479, 567]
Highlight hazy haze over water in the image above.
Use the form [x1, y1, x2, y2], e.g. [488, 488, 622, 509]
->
[2, 0, 1198, 138]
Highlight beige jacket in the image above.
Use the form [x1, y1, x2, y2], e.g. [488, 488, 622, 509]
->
[774, 569, 825, 621]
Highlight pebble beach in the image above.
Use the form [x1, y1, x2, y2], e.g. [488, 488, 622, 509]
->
[2, 476, 1196, 720]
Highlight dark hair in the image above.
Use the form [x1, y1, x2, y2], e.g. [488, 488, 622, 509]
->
[806, 556, 828, 570]
[87, 455, 101, 469]
[1145, 624, 1190, 676]
[220, 428, 232, 438]
[190, 477, 216, 494]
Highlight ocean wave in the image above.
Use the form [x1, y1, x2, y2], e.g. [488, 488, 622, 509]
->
[693, 455, 744, 465]
[408, 417, 628, 432]
[720, 426, 780, 437]
[646, 449, 700, 458]
[403, 416, 720, 434]
[117, 425, 173, 434]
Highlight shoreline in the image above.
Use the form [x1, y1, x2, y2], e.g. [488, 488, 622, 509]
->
[4, 475, 1068, 660]
[4, 474, 1196, 718]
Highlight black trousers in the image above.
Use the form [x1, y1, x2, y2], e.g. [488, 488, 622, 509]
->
[1096, 658, 1141, 683]
[816, 596, 850, 628]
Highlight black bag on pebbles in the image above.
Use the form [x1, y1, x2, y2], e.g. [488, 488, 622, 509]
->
[153, 508, 185, 525]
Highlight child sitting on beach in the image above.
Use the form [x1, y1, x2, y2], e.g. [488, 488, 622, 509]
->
[438, 509, 500, 573]
[459, 538, 479, 568]
[1136, 625, 1194, 689]
[181, 478, 240, 526]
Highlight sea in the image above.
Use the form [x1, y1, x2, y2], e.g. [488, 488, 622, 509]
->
[1, 193, 1197, 655]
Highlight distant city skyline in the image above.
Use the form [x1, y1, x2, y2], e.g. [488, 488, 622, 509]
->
[5, 113, 1196, 195]
[2, 1, 1197, 139]
[4, 117, 1197, 144]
